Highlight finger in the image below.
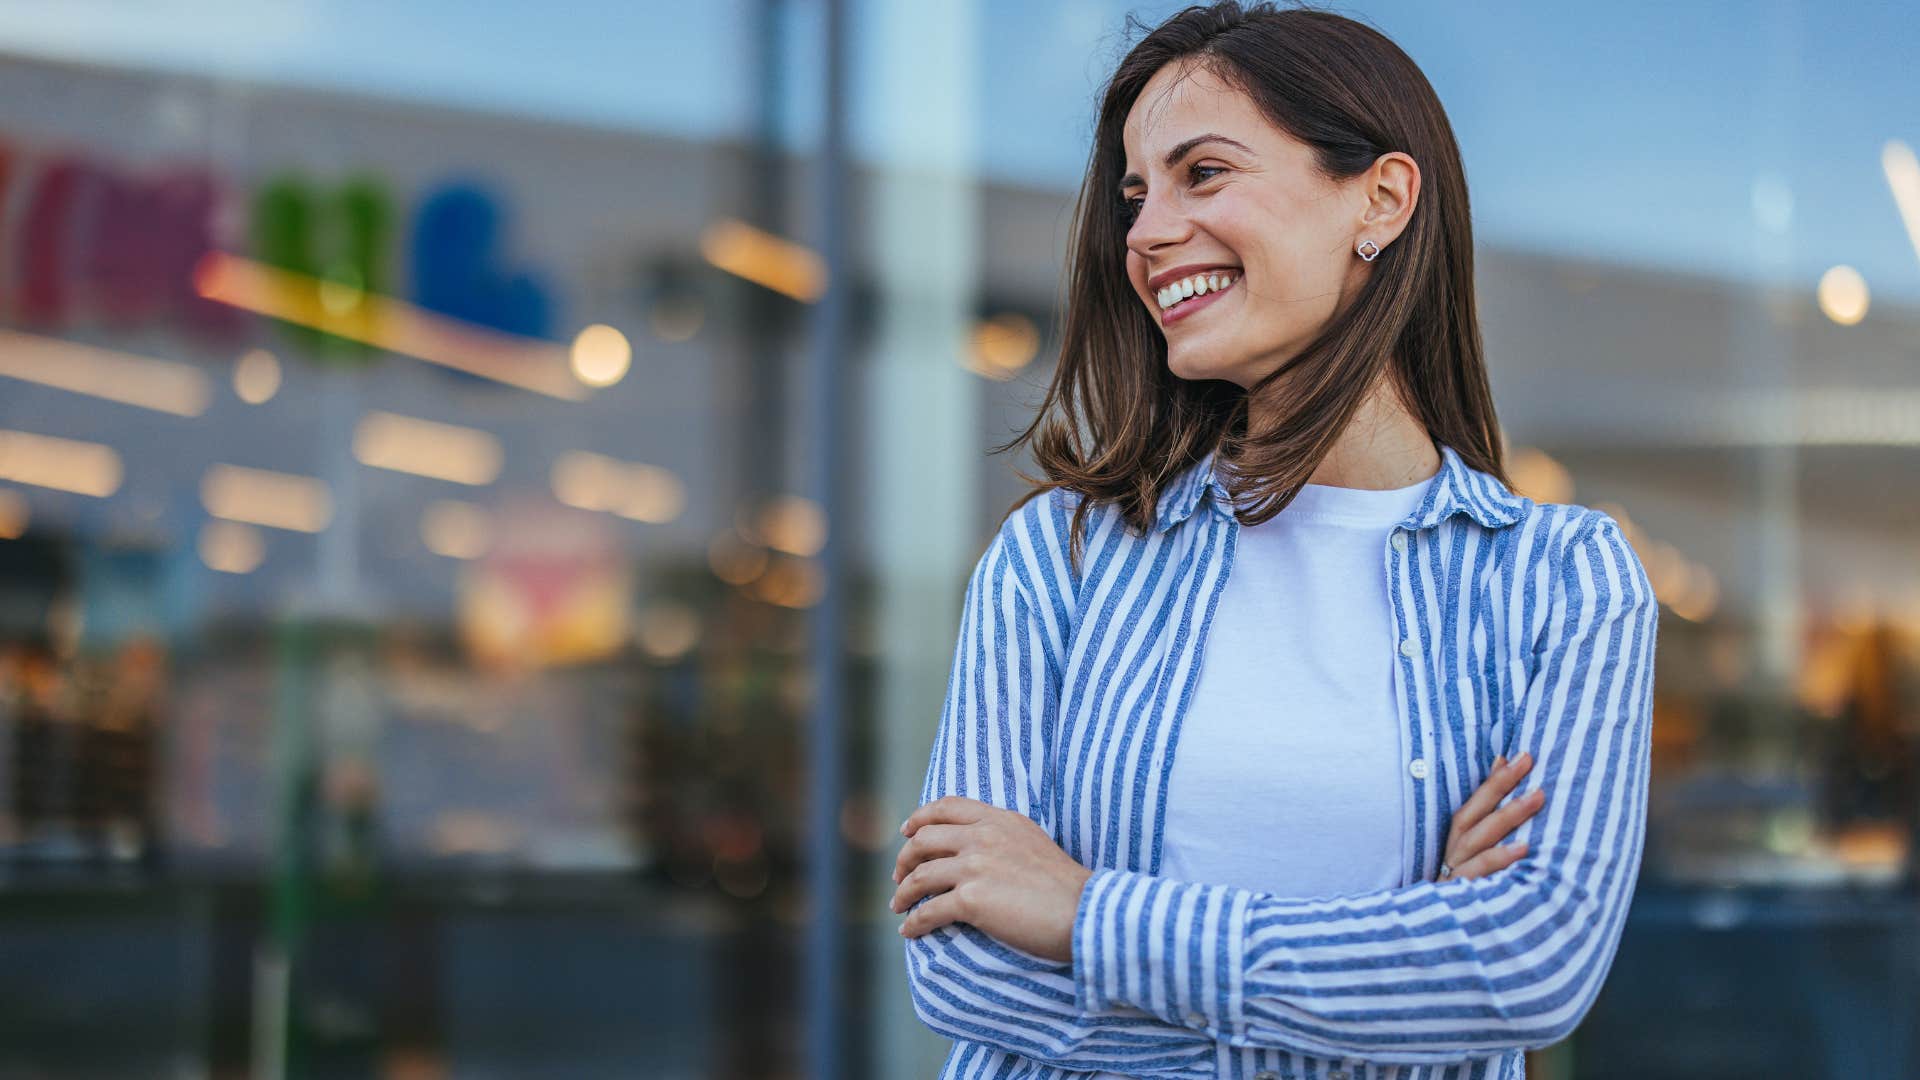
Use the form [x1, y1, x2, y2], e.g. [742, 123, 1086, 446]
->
[901, 795, 991, 838]
[892, 823, 962, 882]
[1456, 787, 1546, 858]
[1461, 752, 1532, 825]
[892, 823, 966, 883]
[1447, 787, 1541, 869]
[889, 854, 963, 914]
[899, 887, 968, 938]
[1448, 752, 1533, 842]
[1450, 841, 1528, 881]
[1451, 843, 1521, 881]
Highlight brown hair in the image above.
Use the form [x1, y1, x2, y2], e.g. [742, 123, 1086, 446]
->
[998, 0, 1512, 570]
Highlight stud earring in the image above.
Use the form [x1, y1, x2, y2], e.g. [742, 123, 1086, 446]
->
[1356, 239, 1381, 262]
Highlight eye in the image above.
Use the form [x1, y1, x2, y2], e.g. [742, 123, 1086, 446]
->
[1118, 165, 1226, 225]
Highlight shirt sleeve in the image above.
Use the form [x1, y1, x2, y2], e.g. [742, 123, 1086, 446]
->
[901, 502, 1222, 1077]
[1070, 513, 1658, 1064]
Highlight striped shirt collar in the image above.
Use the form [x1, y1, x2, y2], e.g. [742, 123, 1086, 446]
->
[1152, 440, 1529, 533]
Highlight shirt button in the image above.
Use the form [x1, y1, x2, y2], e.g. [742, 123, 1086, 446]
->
[1254, 1073, 1281, 1080]
[1409, 757, 1430, 780]
[1390, 530, 1406, 552]
[1399, 637, 1417, 658]
[1186, 1011, 1205, 1026]
[1330, 1071, 1349, 1080]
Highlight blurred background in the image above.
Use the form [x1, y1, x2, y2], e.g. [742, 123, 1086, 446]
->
[0, 1, 1916, 1077]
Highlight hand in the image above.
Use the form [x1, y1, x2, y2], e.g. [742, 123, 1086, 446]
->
[889, 796, 1092, 963]
[1441, 751, 1544, 881]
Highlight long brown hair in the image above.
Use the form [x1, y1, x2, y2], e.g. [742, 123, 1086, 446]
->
[998, 0, 1512, 571]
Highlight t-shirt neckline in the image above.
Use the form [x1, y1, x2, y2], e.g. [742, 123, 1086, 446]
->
[1223, 466, 1437, 528]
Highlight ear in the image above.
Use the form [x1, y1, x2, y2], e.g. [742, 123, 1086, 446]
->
[1356, 151, 1420, 248]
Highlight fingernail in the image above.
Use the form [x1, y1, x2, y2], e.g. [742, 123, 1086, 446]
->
[899, 819, 910, 835]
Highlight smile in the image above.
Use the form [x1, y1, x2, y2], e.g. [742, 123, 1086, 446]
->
[1157, 269, 1239, 324]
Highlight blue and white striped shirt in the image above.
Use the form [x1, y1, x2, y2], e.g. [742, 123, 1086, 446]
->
[904, 442, 1658, 1080]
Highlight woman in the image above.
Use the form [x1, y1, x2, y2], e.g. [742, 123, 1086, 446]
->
[888, 4, 1657, 1080]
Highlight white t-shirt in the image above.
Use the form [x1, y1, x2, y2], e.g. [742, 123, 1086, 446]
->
[1090, 469, 1433, 1080]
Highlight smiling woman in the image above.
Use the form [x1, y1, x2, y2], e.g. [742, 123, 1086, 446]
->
[892, 4, 1657, 1080]
[1017, 0, 1494, 553]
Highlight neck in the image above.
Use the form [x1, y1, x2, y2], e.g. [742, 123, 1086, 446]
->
[1245, 375, 1440, 491]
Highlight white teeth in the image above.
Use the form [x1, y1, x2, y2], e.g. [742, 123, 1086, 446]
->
[1156, 270, 1238, 310]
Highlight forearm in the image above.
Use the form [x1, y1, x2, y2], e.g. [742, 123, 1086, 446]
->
[904, 902, 1222, 1076]
[1072, 829, 1645, 1063]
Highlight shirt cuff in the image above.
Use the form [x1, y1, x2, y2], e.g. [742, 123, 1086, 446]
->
[1071, 866, 1247, 1040]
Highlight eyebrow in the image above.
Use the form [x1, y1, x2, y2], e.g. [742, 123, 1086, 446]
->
[1119, 133, 1254, 189]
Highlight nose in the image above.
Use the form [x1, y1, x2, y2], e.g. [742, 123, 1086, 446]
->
[1125, 190, 1191, 257]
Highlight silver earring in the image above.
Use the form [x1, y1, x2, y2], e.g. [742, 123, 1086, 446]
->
[1356, 239, 1381, 261]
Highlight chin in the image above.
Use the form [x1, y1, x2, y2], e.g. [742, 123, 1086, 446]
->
[1165, 346, 1241, 385]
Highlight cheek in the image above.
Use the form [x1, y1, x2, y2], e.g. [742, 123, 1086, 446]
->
[1235, 239, 1333, 325]
[1197, 194, 1317, 285]
[1189, 193, 1261, 254]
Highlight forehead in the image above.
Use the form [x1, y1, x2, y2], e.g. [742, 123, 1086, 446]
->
[1122, 62, 1264, 163]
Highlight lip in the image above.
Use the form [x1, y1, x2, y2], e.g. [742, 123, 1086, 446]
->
[1147, 263, 1239, 291]
[1159, 276, 1237, 325]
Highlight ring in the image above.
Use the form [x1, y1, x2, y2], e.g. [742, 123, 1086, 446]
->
[1439, 861, 1454, 880]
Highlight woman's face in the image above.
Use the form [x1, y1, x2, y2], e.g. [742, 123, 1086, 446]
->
[1120, 61, 1414, 387]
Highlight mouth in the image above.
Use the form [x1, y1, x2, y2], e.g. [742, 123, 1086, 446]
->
[1154, 268, 1240, 325]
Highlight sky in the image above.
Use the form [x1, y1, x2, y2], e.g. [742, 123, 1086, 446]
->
[1, 0, 1917, 305]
